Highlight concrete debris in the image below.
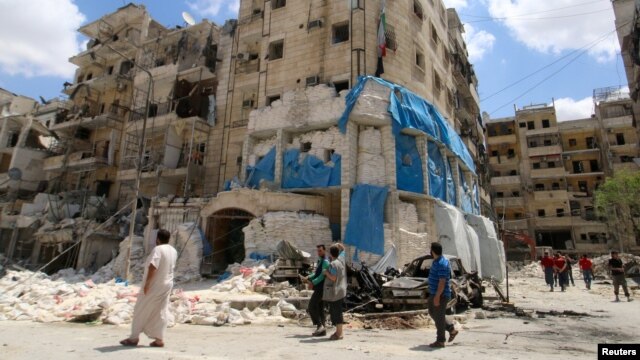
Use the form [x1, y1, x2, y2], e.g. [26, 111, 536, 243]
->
[171, 223, 204, 283]
[242, 212, 332, 258]
[591, 253, 640, 277]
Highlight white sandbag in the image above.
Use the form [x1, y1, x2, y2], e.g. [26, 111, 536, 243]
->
[463, 223, 483, 278]
[171, 223, 203, 283]
[466, 214, 506, 282]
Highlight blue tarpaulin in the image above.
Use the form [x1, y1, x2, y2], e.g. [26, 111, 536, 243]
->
[246, 147, 276, 188]
[427, 141, 446, 202]
[344, 184, 389, 256]
[339, 76, 476, 173]
[459, 165, 473, 213]
[282, 148, 341, 189]
[445, 157, 457, 206]
[396, 134, 424, 193]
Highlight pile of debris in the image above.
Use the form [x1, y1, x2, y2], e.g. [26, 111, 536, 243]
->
[591, 253, 640, 277]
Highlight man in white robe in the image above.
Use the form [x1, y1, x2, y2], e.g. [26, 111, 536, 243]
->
[120, 229, 177, 347]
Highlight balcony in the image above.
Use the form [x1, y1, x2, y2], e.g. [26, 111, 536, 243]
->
[610, 142, 638, 153]
[490, 175, 521, 186]
[536, 216, 572, 228]
[50, 106, 124, 132]
[493, 197, 524, 208]
[235, 59, 260, 75]
[530, 168, 565, 178]
[526, 126, 558, 136]
[603, 115, 633, 128]
[533, 190, 569, 201]
[487, 134, 517, 145]
[504, 219, 528, 231]
[43, 151, 109, 172]
[489, 156, 518, 166]
[527, 144, 562, 157]
[613, 162, 640, 172]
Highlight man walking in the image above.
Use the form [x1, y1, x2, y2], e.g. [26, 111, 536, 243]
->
[120, 229, 177, 347]
[303, 245, 330, 336]
[554, 252, 568, 292]
[578, 254, 593, 290]
[540, 252, 555, 291]
[427, 242, 458, 348]
[608, 251, 632, 302]
[323, 244, 347, 340]
[565, 254, 575, 286]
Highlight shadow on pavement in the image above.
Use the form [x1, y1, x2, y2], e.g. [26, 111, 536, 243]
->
[95, 345, 139, 353]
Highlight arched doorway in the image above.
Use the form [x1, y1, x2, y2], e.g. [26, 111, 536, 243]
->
[204, 208, 255, 275]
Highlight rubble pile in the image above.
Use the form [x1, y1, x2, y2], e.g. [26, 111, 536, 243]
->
[591, 253, 640, 277]
[242, 212, 332, 257]
[347, 314, 433, 330]
[0, 263, 301, 326]
[171, 223, 204, 283]
[511, 262, 544, 278]
[357, 127, 386, 186]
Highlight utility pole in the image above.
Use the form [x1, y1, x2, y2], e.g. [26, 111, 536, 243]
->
[104, 44, 154, 281]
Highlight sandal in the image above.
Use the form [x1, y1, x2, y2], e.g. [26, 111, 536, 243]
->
[329, 333, 343, 341]
[119, 338, 138, 347]
[448, 329, 459, 343]
[149, 340, 165, 348]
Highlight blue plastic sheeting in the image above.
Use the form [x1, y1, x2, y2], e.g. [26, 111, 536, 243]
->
[427, 141, 446, 202]
[445, 157, 457, 206]
[282, 149, 341, 189]
[246, 147, 276, 189]
[339, 76, 476, 173]
[344, 184, 389, 256]
[459, 165, 473, 214]
[472, 183, 481, 215]
[396, 134, 424, 193]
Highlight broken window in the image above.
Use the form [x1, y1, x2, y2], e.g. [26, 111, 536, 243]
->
[332, 22, 349, 44]
[547, 161, 556, 168]
[86, 73, 93, 81]
[538, 209, 546, 217]
[569, 138, 577, 147]
[556, 208, 565, 217]
[527, 121, 535, 130]
[415, 48, 425, 70]
[551, 182, 560, 190]
[433, 72, 442, 97]
[509, 170, 517, 176]
[512, 191, 520, 197]
[496, 192, 504, 198]
[519, 122, 527, 128]
[529, 141, 538, 148]
[589, 159, 600, 172]
[301, 142, 312, 153]
[535, 183, 544, 191]
[272, 0, 286, 9]
[491, 150, 498, 157]
[586, 137, 596, 149]
[269, 40, 284, 60]
[120, 61, 133, 75]
[543, 139, 552, 146]
[413, 0, 424, 20]
[431, 23, 439, 45]
[107, 66, 114, 75]
[532, 163, 541, 169]
[616, 133, 625, 145]
[325, 149, 336, 163]
[507, 149, 515, 158]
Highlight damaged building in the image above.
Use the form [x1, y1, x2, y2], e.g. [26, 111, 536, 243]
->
[1, 1, 502, 281]
[487, 88, 640, 255]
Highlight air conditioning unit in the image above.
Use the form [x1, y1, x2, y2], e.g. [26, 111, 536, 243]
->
[242, 99, 255, 108]
[308, 19, 323, 30]
[306, 75, 320, 86]
[236, 52, 250, 62]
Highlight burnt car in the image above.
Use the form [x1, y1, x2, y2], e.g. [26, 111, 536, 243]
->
[381, 255, 484, 312]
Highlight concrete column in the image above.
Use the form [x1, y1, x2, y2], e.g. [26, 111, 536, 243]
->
[274, 129, 285, 187]
[240, 135, 255, 184]
[448, 156, 461, 207]
[380, 125, 397, 190]
[343, 121, 358, 186]
[416, 135, 429, 195]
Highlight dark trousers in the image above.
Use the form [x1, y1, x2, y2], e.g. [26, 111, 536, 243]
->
[428, 294, 454, 343]
[307, 286, 325, 327]
[613, 274, 630, 297]
[567, 269, 575, 285]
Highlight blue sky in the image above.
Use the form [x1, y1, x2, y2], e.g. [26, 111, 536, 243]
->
[0, 0, 626, 121]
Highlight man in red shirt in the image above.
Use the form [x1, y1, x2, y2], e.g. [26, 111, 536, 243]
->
[554, 253, 568, 292]
[578, 254, 593, 290]
[540, 252, 555, 291]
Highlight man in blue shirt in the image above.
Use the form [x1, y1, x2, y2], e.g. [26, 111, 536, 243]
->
[427, 242, 459, 348]
[303, 245, 330, 336]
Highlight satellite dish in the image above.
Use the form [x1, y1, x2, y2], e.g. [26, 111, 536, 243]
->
[8, 168, 22, 181]
[182, 11, 196, 26]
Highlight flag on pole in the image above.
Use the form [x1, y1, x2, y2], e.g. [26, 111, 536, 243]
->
[375, 1, 386, 77]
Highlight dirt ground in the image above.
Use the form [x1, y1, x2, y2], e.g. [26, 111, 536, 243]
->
[0, 270, 638, 360]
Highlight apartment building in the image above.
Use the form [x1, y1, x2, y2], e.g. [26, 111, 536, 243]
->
[613, 0, 640, 116]
[488, 91, 640, 254]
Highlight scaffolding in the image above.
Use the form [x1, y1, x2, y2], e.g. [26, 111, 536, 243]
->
[593, 86, 630, 104]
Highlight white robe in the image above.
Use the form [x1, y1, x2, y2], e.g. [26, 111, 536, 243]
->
[130, 244, 178, 340]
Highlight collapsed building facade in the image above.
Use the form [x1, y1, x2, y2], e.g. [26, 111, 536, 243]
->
[487, 89, 640, 255]
[1, 1, 503, 280]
